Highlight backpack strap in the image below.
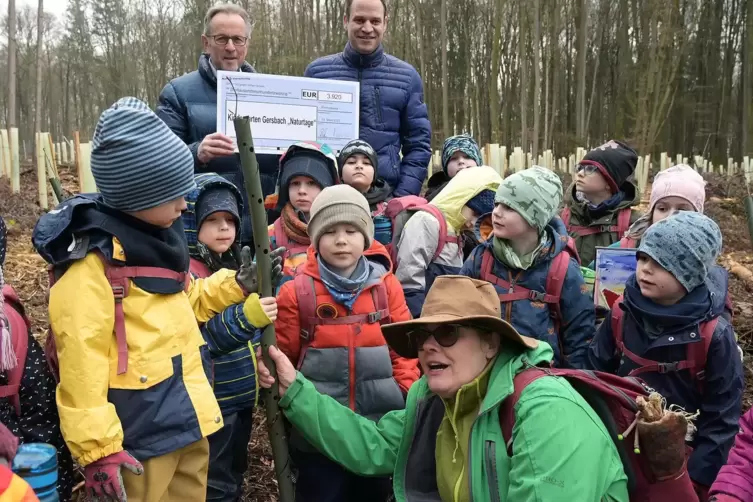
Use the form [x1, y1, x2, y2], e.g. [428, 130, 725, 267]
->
[294, 274, 317, 370]
[293, 275, 391, 370]
[97, 254, 188, 375]
[499, 366, 550, 454]
[563, 208, 631, 238]
[417, 205, 461, 262]
[479, 249, 560, 304]
[687, 318, 718, 393]
[617, 208, 632, 237]
[0, 287, 30, 417]
[544, 250, 570, 356]
[612, 297, 712, 381]
[560, 208, 571, 229]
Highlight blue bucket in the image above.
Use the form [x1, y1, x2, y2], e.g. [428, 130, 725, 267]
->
[11, 443, 59, 502]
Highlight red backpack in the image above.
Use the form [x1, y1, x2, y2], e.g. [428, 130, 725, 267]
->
[500, 365, 698, 500]
[610, 297, 716, 394]
[293, 274, 391, 370]
[561, 206, 632, 238]
[0, 286, 31, 416]
[477, 238, 580, 356]
[384, 196, 461, 270]
[44, 253, 189, 382]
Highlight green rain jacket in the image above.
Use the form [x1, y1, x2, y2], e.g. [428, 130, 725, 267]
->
[278, 342, 629, 502]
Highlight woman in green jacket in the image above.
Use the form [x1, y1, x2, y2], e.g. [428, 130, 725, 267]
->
[259, 275, 629, 502]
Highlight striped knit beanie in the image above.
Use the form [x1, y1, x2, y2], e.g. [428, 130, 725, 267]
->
[442, 134, 482, 174]
[91, 97, 197, 212]
[638, 211, 722, 293]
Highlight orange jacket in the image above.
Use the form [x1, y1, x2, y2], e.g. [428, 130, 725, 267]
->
[275, 242, 418, 418]
[0, 465, 38, 502]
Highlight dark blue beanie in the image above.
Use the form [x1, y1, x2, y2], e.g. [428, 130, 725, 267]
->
[91, 97, 196, 212]
[466, 189, 496, 216]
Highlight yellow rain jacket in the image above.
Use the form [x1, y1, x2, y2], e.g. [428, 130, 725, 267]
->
[395, 166, 502, 316]
[48, 238, 266, 466]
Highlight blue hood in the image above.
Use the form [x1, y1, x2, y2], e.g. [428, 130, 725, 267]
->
[622, 266, 727, 335]
[182, 173, 243, 259]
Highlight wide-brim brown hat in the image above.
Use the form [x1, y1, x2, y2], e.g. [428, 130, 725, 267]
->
[383, 275, 539, 359]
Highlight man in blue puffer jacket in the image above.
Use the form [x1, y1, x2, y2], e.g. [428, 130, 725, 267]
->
[305, 0, 432, 197]
[157, 3, 280, 247]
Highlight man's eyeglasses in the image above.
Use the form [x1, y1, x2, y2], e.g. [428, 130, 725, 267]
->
[209, 35, 248, 47]
[576, 163, 599, 175]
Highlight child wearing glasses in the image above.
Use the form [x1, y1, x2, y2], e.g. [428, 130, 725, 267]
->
[560, 140, 643, 265]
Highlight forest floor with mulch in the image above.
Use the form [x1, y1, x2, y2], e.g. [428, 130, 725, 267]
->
[0, 165, 752, 501]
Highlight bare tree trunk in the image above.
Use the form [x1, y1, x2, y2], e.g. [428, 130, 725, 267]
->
[35, 0, 44, 140]
[7, 0, 17, 128]
[519, 1, 528, 150]
[743, 0, 752, 156]
[575, 0, 588, 143]
[441, 0, 449, 139]
[532, 0, 541, 158]
[489, 0, 503, 141]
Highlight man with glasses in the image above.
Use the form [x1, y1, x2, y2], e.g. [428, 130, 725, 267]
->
[157, 3, 279, 250]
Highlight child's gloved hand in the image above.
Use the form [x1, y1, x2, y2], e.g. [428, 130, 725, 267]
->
[260, 296, 278, 323]
[236, 246, 286, 294]
[85, 450, 143, 502]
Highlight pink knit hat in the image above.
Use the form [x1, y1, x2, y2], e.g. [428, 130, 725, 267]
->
[649, 164, 706, 214]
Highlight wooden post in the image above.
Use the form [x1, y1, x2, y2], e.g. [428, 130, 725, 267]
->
[9, 128, 20, 193]
[61, 141, 68, 165]
[487, 143, 501, 175]
[641, 155, 651, 195]
[660, 152, 668, 171]
[744, 156, 752, 187]
[79, 142, 96, 193]
[46, 133, 59, 177]
[0, 131, 6, 178]
[36, 133, 48, 209]
[500, 146, 507, 177]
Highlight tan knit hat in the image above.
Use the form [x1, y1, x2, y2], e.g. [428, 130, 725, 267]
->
[308, 185, 374, 250]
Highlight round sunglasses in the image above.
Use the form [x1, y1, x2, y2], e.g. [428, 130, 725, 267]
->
[409, 323, 489, 351]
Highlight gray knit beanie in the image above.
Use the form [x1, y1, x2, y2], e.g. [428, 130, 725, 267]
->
[308, 185, 374, 250]
[638, 211, 722, 293]
[91, 97, 196, 212]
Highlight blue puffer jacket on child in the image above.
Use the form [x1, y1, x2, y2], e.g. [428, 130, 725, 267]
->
[460, 216, 594, 369]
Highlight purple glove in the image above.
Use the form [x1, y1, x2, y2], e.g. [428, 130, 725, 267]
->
[85, 450, 143, 501]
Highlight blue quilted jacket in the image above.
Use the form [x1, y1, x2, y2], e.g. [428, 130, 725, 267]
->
[459, 216, 595, 369]
[304, 43, 431, 196]
[156, 54, 280, 242]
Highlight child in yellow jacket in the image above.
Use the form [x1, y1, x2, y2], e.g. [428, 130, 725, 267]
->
[32, 98, 276, 502]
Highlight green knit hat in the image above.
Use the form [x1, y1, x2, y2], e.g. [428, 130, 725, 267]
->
[494, 166, 563, 231]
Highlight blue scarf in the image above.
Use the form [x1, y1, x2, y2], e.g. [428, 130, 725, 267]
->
[317, 255, 370, 311]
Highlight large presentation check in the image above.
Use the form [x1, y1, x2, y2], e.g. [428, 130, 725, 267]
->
[216, 71, 360, 154]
